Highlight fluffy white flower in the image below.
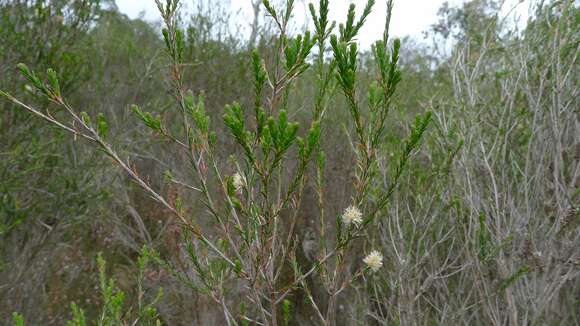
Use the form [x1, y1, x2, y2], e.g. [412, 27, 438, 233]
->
[364, 250, 383, 272]
[232, 173, 244, 192]
[342, 205, 363, 226]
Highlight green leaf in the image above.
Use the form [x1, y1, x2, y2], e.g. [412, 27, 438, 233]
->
[46, 68, 61, 97]
[498, 266, 530, 292]
[67, 303, 86, 326]
[234, 259, 242, 276]
[224, 103, 247, 145]
[339, 0, 375, 42]
[184, 91, 210, 134]
[282, 299, 292, 325]
[262, 0, 278, 20]
[96, 113, 108, 138]
[132, 105, 162, 132]
[16, 63, 43, 91]
[80, 112, 92, 127]
[251, 51, 267, 110]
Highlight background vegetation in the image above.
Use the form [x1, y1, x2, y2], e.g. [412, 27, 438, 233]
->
[1, 0, 578, 324]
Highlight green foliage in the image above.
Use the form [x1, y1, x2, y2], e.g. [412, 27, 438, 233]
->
[47, 68, 62, 98]
[132, 105, 162, 132]
[96, 253, 126, 325]
[282, 299, 292, 325]
[338, 0, 375, 42]
[224, 103, 254, 156]
[264, 110, 299, 158]
[67, 303, 87, 326]
[373, 111, 432, 212]
[65, 252, 161, 326]
[184, 91, 210, 135]
[12, 312, 24, 326]
[309, 0, 335, 44]
[16, 64, 44, 93]
[372, 38, 402, 98]
[331, 35, 359, 93]
[96, 113, 108, 138]
[283, 32, 315, 73]
[476, 213, 492, 260]
[14, 64, 66, 101]
[498, 266, 531, 293]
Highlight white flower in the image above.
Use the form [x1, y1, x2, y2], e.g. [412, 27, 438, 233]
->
[342, 205, 363, 226]
[364, 250, 383, 272]
[232, 173, 244, 192]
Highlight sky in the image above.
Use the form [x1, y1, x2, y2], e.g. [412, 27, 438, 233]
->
[116, 0, 531, 49]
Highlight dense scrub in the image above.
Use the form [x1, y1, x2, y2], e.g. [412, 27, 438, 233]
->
[1, 0, 578, 325]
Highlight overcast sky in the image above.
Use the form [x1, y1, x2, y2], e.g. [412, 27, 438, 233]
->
[116, 0, 531, 49]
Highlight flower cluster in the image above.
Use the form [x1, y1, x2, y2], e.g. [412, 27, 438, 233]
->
[363, 250, 383, 272]
[232, 172, 244, 192]
[342, 205, 363, 226]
